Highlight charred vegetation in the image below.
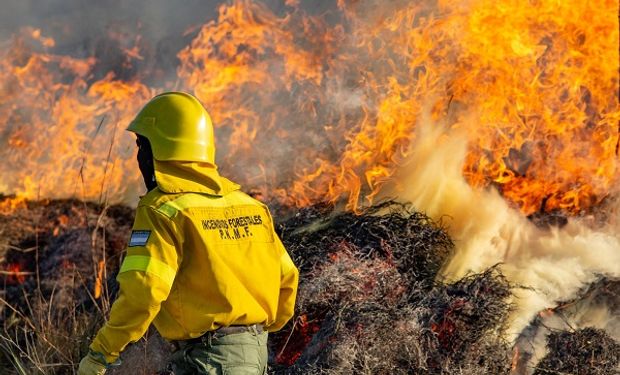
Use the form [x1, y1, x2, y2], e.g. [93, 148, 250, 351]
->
[1, 197, 616, 374]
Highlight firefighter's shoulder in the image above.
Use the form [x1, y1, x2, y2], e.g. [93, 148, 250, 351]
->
[227, 190, 269, 208]
[137, 187, 184, 212]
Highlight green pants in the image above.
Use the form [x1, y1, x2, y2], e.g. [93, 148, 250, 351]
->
[169, 331, 268, 375]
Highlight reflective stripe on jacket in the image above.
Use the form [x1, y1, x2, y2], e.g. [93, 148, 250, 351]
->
[90, 186, 299, 363]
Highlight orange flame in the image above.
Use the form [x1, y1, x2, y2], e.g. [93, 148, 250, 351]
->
[0, 0, 617, 215]
[538, 307, 555, 318]
[0, 28, 153, 203]
[0, 196, 27, 214]
[511, 346, 520, 372]
[3, 263, 28, 284]
[94, 259, 106, 299]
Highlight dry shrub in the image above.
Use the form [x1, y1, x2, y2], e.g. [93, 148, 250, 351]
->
[279, 201, 453, 286]
[271, 202, 513, 375]
[533, 328, 620, 375]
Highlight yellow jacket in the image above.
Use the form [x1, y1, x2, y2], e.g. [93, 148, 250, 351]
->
[90, 161, 299, 363]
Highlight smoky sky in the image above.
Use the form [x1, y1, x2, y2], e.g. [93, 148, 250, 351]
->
[1, 0, 216, 42]
[0, 0, 330, 45]
[1, 0, 226, 83]
[0, 0, 333, 83]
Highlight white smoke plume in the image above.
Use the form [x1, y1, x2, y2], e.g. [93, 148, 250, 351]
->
[382, 113, 620, 342]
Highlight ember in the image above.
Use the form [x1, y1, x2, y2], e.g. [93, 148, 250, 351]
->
[0, 196, 132, 375]
[1, 262, 29, 284]
[0, 196, 27, 215]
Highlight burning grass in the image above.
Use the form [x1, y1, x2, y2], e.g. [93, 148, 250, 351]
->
[0, 197, 618, 374]
[2, 0, 617, 216]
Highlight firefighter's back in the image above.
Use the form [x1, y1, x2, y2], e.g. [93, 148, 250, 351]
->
[141, 188, 285, 340]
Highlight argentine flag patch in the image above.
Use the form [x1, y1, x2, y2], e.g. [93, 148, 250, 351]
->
[128, 230, 151, 247]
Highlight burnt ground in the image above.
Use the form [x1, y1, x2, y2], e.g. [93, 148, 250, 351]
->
[0, 196, 618, 374]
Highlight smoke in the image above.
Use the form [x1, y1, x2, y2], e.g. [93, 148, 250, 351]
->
[0, 0, 216, 85]
[515, 278, 620, 370]
[382, 114, 620, 343]
[0, 0, 227, 204]
[0, 0, 220, 45]
[0, 0, 353, 205]
[0, 0, 326, 76]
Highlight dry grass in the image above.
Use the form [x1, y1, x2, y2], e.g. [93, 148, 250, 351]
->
[0, 197, 618, 374]
[533, 328, 620, 375]
[0, 198, 132, 374]
[271, 202, 513, 375]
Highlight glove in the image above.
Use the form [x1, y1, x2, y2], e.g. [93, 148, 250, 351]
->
[78, 351, 107, 375]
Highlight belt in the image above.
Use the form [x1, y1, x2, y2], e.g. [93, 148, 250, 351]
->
[215, 324, 264, 335]
[174, 324, 264, 349]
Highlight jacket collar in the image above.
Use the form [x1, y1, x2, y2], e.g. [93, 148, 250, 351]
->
[153, 160, 240, 196]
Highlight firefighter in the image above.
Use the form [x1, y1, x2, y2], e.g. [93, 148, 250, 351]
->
[78, 92, 299, 375]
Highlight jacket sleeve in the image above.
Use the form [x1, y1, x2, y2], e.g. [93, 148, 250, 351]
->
[89, 205, 181, 363]
[267, 235, 299, 332]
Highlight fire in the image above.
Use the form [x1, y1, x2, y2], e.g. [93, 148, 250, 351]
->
[455, 0, 620, 215]
[511, 347, 520, 372]
[538, 307, 555, 318]
[274, 313, 322, 366]
[94, 259, 106, 299]
[0, 196, 27, 214]
[2, 262, 28, 284]
[0, 0, 617, 215]
[0, 28, 152, 203]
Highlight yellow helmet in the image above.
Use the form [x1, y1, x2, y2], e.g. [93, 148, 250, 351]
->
[127, 92, 216, 164]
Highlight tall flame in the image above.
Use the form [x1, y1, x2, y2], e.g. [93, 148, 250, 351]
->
[0, 28, 153, 203]
[0, 0, 617, 215]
